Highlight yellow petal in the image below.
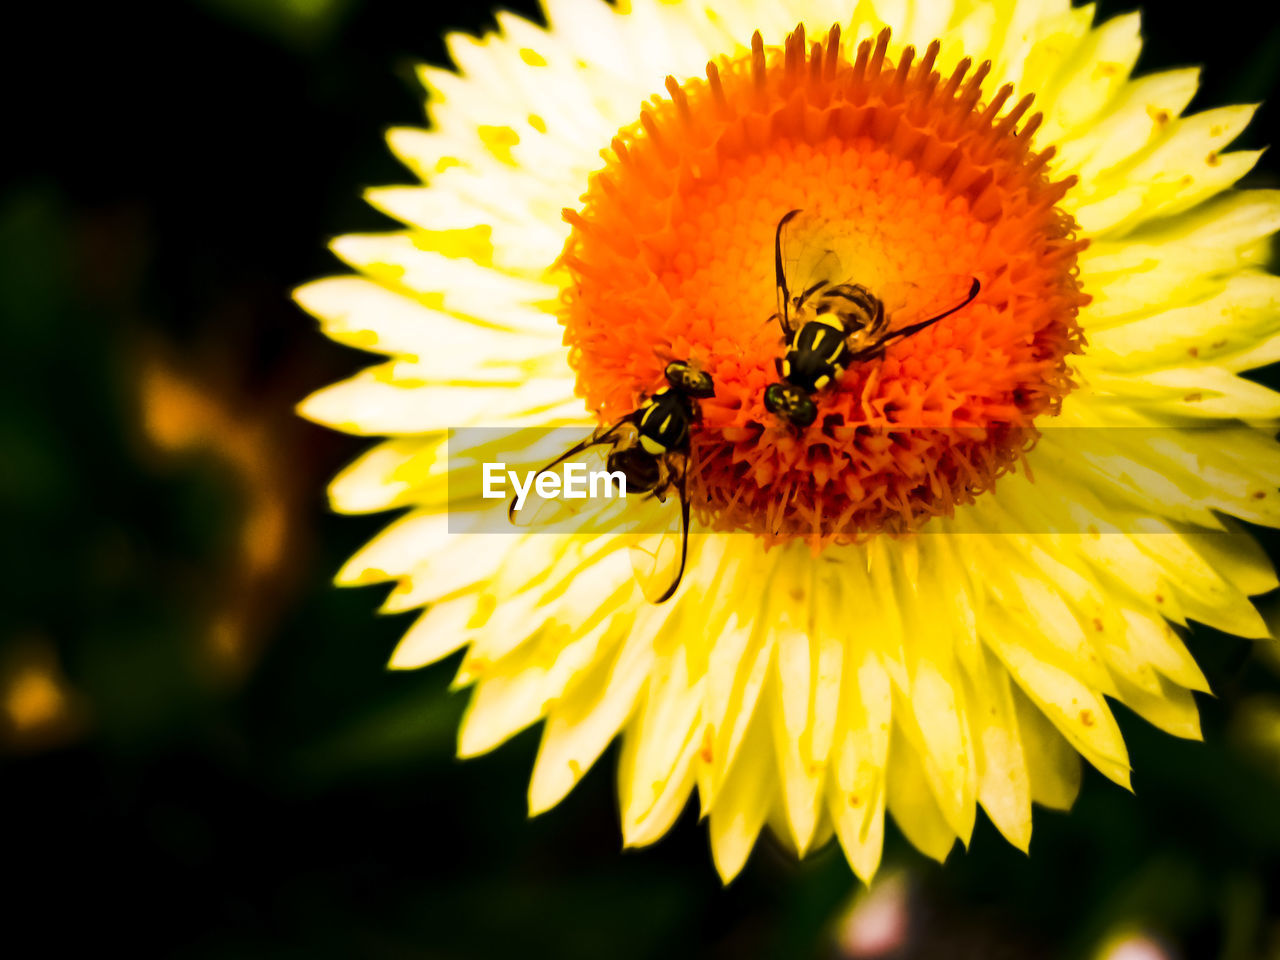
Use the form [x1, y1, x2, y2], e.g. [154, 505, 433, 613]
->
[1182, 526, 1279, 598]
[700, 563, 775, 809]
[529, 620, 650, 814]
[1118, 610, 1209, 694]
[1085, 273, 1280, 374]
[388, 593, 483, 670]
[331, 233, 559, 322]
[1037, 12, 1141, 145]
[886, 724, 957, 863]
[708, 707, 775, 883]
[1112, 672, 1203, 741]
[336, 510, 448, 585]
[769, 672, 824, 855]
[296, 276, 562, 370]
[827, 651, 892, 883]
[1079, 191, 1280, 325]
[1014, 683, 1083, 811]
[964, 648, 1032, 852]
[986, 610, 1131, 789]
[329, 437, 444, 515]
[619, 645, 701, 845]
[299, 365, 578, 434]
[1054, 68, 1199, 179]
[1074, 105, 1261, 235]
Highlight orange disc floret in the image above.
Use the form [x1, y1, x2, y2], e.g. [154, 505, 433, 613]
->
[560, 24, 1087, 545]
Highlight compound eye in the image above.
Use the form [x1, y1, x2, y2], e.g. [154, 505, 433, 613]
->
[765, 383, 817, 427]
[686, 369, 714, 398]
[792, 397, 818, 428]
[666, 359, 715, 398]
[763, 383, 787, 414]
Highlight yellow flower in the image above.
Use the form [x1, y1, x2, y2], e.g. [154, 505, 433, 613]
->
[298, 0, 1280, 882]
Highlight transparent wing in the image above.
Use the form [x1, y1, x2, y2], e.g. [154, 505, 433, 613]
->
[774, 210, 980, 354]
[867, 274, 981, 352]
[508, 420, 633, 530]
[626, 457, 689, 604]
[774, 209, 854, 336]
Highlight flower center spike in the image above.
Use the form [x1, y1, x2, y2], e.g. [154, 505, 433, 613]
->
[560, 25, 1087, 544]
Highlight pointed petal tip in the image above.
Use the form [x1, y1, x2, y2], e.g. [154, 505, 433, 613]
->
[997, 818, 1033, 854]
[526, 790, 557, 819]
[710, 843, 752, 885]
[846, 843, 884, 886]
[618, 823, 656, 850]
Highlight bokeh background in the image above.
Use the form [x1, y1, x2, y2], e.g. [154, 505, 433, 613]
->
[5, 1, 1280, 956]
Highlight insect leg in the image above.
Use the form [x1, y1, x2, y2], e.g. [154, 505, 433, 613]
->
[652, 462, 690, 604]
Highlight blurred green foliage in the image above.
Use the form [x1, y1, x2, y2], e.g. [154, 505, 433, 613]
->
[3, 1, 1280, 957]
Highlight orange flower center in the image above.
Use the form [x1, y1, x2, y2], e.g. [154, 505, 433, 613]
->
[560, 25, 1087, 545]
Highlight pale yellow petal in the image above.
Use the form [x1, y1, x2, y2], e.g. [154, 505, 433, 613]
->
[1014, 683, 1083, 812]
[296, 276, 561, 370]
[826, 650, 892, 883]
[329, 438, 443, 515]
[964, 648, 1032, 851]
[1036, 12, 1141, 146]
[331, 233, 559, 325]
[300, 365, 577, 435]
[986, 609, 1131, 789]
[708, 707, 776, 883]
[1078, 191, 1280, 325]
[1085, 273, 1280, 375]
[619, 642, 702, 846]
[336, 510, 448, 585]
[529, 620, 651, 814]
[458, 613, 623, 757]
[1112, 672, 1203, 741]
[388, 593, 484, 670]
[1054, 69, 1199, 180]
[769, 672, 824, 855]
[1071, 104, 1262, 235]
[886, 725, 957, 863]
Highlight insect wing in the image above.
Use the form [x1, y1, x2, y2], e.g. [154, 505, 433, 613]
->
[626, 459, 689, 603]
[508, 422, 632, 531]
[876, 274, 981, 343]
[774, 209, 800, 333]
[774, 209, 849, 335]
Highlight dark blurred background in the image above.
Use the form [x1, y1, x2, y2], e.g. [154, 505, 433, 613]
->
[3, 1, 1280, 956]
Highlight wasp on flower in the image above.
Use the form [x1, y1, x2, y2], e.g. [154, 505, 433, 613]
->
[764, 208, 982, 428]
[509, 359, 714, 603]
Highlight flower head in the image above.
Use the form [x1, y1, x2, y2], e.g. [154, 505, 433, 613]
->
[562, 23, 1088, 542]
[299, 0, 1280, 882]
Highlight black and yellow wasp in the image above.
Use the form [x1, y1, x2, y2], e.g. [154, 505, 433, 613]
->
[763, 208, 981, 427]
[508, 360, 714, 603]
